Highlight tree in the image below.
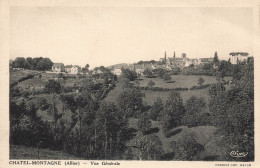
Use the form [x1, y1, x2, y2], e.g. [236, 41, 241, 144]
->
[133, 133, 163, 160]
[36, 58, 53, 71]
[45, 79, 61, 94]
[171, 132, 204, 160]
[155, 68, 167, 78]
[209, 59, 254, 161]
[32, 57, 43, 69]
[149, 97, 164, 121]
[95, 102, 123, 159]
[208, 83, 225, 98]
[60, 92, 96, 156]
[182, 96, 207, 127]
[45, 79, 62, 138]
[217, 60, 232, 79]
[121, 68, 137, 81]
[213, 51, 220, 66]
[137, 112, 151, 134]
[202, 63, 213, 70]
[12, 57, 26, 68]
[160, 91, 185, 132]
[58, 73, 64, 79]
[143, 68, 153, 77]
[85, 64, 89, 70]
[163, 74, 171, 82]
[197, 77, 205, 86]
[119, 77, 130, 91]
[82, 64, 90, 75]
[25, 57, 34, 69]
[10, 101, 50, 149]
[117, 88, 144, 118]
[147, 80, 155, 88]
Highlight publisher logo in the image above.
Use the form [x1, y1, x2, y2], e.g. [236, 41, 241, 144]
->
[230, 151, 248, 157]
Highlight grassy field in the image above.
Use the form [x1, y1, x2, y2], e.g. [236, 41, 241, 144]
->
[137, 75, 217, 89]
[10, 145, 81, 160]
[10, 69, 41, 83]
[142, 88, 210, 105]
[105, 75, 213, 105]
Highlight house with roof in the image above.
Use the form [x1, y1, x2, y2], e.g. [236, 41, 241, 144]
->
[52, 63, 65, 72]
[71, 65, 81, 74]
[184, 58, 199, 67]
[229, 52, 249, 64]
[65, 65, 73, 73]
[109, 63, 135, 76]
[134, 64, 145, 75]
[198, 58, 213, 65]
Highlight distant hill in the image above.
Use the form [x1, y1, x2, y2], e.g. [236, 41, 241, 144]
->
[107, 63, 134, 69]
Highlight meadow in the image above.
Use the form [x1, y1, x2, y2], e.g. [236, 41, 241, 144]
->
[105, 75, 214, 105]
[137, 75, 217, 88]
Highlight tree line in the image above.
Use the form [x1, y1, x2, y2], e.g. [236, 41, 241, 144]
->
[11, 57, 53, 71]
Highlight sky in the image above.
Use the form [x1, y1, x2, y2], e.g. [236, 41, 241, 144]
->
[10, 7, 253, 68]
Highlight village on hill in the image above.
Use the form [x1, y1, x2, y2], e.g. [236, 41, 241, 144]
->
[13, 51, 251, 77]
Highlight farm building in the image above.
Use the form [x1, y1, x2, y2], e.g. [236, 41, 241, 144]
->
[71, 65, 81, 74]
[65, 65, 73, 73]
[52, 63, 65, 72]
[198, 58, 213, 65]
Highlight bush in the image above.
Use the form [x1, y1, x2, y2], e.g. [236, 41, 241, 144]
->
[198, 77, 205, 85]
[22, 91, 30, 98]
[147, 80, 155, 88]
[163, 74, 172, 81]
[190, 84, 211, 90]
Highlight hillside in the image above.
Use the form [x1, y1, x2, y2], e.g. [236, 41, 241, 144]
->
[9, 58, 254, 161]
[10, 145, 81, 160]
[127, 118, 225, 160]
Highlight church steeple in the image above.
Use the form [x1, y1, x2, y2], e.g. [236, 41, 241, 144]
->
[173, 51, 176, 58]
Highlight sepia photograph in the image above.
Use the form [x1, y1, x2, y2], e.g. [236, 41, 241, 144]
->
[4, 1, 257, 165]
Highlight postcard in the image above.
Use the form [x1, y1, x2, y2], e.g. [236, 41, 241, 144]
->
[0, 0, 259, 167]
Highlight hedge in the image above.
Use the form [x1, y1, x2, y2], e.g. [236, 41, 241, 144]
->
[189, 84, 211, 90]
[134, 86, 188, 92]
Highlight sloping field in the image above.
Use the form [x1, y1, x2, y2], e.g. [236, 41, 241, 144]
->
[138, 75, 217, 89]
[126, 117, 222, 160]
[10, 145, 81, 160]
[105, 84, 211, 106]
[142, 88, 210, 105]
[10, 69, 40, 83]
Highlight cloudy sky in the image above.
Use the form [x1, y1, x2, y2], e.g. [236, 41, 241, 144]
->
[10, 7, 253, 68]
